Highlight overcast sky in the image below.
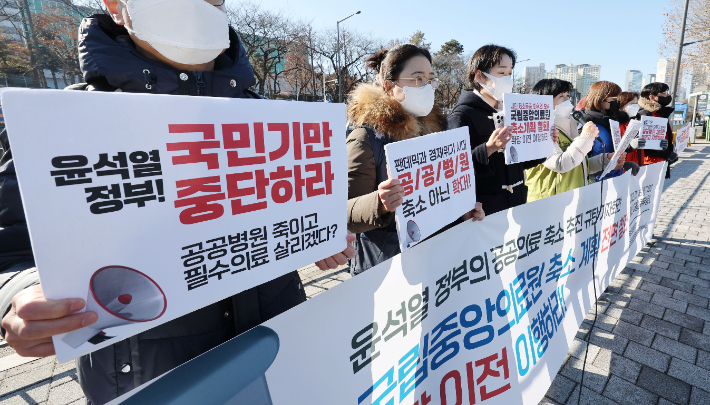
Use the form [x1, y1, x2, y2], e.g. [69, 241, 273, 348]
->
[237, 0, 689, 91]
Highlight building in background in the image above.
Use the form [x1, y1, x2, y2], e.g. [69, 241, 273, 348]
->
[522, 63, 545, 91]
[691, 64, 709, 94]
[657, 58, 675, 85]
[575, 64, 601, 97]
[545, 64, 577, 83]
[625, 70, 643, 92]
[642, 73, 657, 88]
[0, 0, 98, 89]
[544, 63, 600, 97]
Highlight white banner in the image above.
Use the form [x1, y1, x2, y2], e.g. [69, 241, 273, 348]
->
[503, 94, 555, 165]
[115, 163, 667, 405]
[609, 119, 621, 150]
[1, 90, 347, 363]
[385, 127, 476, 251]
[675, 124, 692, 155]
[640, 116, 668, 150]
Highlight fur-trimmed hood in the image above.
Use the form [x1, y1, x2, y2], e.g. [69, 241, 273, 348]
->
[639, 97, 661, 113]
[347, 83, 447, 141]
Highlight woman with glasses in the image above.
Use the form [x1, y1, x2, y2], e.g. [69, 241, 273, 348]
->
[579, 81, 635, 181]
[448, 45, 550, 215]
[346, 43, 484, 275]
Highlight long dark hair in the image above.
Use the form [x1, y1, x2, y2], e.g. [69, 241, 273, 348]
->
[366, 43, 432, 85]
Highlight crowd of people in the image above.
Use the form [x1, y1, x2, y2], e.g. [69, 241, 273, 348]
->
[346, 42, 678, 273]
[0, 2, 679, 404]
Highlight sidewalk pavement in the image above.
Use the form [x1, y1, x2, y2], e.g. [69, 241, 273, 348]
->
[1, 140, 709, 405]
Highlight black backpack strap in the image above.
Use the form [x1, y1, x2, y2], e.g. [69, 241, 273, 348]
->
[363, 126, 386, 186]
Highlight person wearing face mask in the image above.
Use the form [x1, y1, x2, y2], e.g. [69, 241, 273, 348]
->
[636, 82, 678, 178]
[525, 79, 609, 202]
[618, 92, 646, 166]
[448, 45, 549, 215]
[0, 1, 358, 403]
[580, 81, 639, 181]
[345, 44, 485, 275]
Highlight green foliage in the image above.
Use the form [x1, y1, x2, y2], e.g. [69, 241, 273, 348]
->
[409, 31, 431, 50]
[439, 39, 464, 56]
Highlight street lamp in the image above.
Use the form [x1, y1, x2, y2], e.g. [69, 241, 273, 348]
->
[337, 11, 361, 103]
[513, 59, 530, 93]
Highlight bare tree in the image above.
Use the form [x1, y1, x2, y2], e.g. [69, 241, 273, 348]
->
[311, 26, 380, 101]
[227, 1, 304, 97]
[661, 0, 710, 79]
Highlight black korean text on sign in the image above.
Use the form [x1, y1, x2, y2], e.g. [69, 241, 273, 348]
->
[49, 151, 165, 214]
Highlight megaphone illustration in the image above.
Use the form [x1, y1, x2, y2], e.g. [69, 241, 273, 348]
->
[62, 266, 167, 349]
[508, 145, 519, 163]
[406, 220, 421, 248]
[123, 326, 280, 405]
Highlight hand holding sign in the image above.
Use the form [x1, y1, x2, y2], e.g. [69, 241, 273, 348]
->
[503, 93, 555, 164]
[599, 120, 642, 179]
[384, 127, 476, 251]
[485, 126, 512, 156]
[377, 178, 404, 214]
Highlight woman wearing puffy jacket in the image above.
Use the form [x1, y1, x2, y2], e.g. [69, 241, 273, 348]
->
[525, 79, 605, 201]
[346, 43, 484, 275]
[580, 81, 636, 181]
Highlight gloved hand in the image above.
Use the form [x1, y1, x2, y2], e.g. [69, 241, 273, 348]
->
[623, 161, 640, 176]
[628, 138, 646, 150]
[660, 139, 669, 150]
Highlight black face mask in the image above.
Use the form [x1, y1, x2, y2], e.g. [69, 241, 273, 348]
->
[657, 95, 672, 106]
[606, 100, 620, 115]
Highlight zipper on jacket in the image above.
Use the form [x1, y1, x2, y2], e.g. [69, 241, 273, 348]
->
[194, 71, 205, 96]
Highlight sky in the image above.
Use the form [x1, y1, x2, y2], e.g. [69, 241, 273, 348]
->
[231, 0, 690, 91]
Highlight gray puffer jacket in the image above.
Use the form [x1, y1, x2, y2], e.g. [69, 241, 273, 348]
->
[0, 14, 306, 405]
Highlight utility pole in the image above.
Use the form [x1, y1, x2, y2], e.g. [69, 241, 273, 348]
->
[670, 0, 690, 103]
[337, 11, 360, 103]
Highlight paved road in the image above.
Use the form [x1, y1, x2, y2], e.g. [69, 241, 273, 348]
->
[1, 140, 709, 405]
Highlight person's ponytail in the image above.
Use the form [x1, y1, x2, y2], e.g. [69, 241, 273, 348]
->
[366, 44, 432, 85]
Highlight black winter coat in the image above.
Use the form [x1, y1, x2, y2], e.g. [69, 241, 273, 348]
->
[448, 90, 542, 215]
[0, 14, 306, 405]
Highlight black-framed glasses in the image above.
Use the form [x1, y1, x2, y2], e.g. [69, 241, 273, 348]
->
[394, 77, 440, 90]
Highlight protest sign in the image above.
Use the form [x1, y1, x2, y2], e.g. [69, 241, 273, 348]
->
[674, 123, 692, 155]
[609, 119, 622, 150]
[1, 89, 347, 363]
[385, 127, 476, 251]
[640, 115, 668, 150]
[599, 119, 642, 180]
[116, 163, 667, 405]
[503, 93, 555, 165]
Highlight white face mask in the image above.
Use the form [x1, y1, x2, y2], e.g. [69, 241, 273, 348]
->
[396, 84, 435, 117]
[625, 103, 640, 117]
[554, 100, 575, 118]
[478, 72, 514, 101]
[122, 0, 230, 65]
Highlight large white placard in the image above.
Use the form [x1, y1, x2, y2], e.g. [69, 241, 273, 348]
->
[503, 93, 555, 165]
[1, 90, 347, 363]
[599, 119, 643, 180]
[640, 116, 668, 150]
[609, 119, 622, 150]
[675, 124, 692, 155]
[115, 163, 667, 405]
[385, 127, 476, 251]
